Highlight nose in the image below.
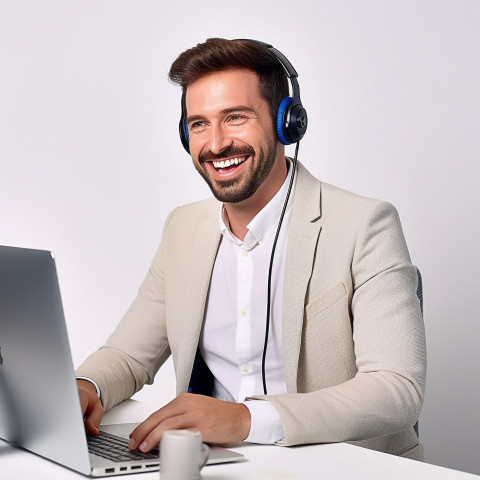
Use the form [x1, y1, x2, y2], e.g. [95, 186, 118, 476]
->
[208, 122, 232, 154]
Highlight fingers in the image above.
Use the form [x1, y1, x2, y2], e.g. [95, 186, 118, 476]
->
[84, 398, 105, 435]
[129, 413, 190, 452]
[77, 379, 104, 436]
[129, 396, 188, 452]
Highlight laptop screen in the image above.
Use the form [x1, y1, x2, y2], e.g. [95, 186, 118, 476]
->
[0, 246, 91, 475]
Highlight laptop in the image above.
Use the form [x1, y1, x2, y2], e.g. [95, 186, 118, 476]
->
[0, 245, 244, 476]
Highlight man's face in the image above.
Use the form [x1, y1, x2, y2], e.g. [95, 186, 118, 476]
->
[185, 69, 282, 204]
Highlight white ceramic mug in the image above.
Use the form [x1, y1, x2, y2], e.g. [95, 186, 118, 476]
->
[160, 430, 210, 480]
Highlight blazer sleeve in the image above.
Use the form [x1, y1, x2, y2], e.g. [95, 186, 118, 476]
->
[248, 201, 427, 446]
[75, 211, 175, 412]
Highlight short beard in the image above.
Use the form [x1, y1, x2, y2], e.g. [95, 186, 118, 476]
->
[194, 142, 278, 203]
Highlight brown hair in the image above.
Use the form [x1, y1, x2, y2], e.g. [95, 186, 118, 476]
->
[168, 38, 289, 126]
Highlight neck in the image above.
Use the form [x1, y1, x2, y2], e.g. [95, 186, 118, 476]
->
[224, 156, 288, 241]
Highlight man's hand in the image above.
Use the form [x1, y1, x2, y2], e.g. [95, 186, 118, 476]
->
[128, 393, 251, 452]
[77, 379, 104, 436]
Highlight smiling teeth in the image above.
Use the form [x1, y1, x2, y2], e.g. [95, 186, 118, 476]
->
[213, 157, 247, 169]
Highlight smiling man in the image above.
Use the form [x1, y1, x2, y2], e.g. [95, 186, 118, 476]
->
[76, 38, 426, 460]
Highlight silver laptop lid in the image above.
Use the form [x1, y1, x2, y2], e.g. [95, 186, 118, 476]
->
[0, 245, 91, 475]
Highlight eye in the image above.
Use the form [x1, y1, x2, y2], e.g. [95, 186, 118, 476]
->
[227, 113, 248, 124]
[189, 120, 207, 132]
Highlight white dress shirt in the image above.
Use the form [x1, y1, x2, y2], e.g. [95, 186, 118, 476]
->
[200, 160, 295, 444]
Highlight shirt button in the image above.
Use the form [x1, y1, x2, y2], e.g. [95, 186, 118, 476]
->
[241, 249, 248, 257]
[240, 309, 247, 317]
[241, 364, 250, 373]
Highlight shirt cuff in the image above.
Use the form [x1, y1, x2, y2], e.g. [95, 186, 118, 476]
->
[76, 376, 102, 401]
[241, 399, 285, 444]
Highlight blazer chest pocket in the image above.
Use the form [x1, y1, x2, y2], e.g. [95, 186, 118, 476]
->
[299, 282, 355, 391]
[305, 282, 348, 322]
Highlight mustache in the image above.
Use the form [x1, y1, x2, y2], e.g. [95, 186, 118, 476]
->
[199, 145, 255, 163]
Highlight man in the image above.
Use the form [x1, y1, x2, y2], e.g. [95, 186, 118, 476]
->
[76, 38, 426, 460]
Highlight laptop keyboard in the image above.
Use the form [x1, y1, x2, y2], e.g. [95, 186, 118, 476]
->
[87, 431, 159, 463]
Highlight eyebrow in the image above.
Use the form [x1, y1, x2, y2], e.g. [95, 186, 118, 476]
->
[186, 105, 256, 124]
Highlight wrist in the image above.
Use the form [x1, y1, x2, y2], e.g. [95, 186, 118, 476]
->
[76, 378, 99, 398]
[238, 402, 252, 441]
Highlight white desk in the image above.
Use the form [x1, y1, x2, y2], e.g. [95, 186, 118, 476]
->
[2, 400, 478, 480]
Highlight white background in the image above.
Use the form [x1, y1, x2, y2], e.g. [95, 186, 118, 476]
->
[1, 0, 479, 475]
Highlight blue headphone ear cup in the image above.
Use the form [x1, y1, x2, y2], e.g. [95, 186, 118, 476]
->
[183, 119, 190, 144]
[287, 104, 308, 143]
[179, 117, 190, 153]
[276, 96, 293, 145]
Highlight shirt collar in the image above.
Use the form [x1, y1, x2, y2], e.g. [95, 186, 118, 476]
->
[219, 159, 296, 250]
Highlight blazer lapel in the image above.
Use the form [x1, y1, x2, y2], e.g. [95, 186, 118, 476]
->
[176, 211, 221, 394]
[282, 162, 322, 393]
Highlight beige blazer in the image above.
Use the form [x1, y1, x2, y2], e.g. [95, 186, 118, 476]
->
[77, 162, 426, 459]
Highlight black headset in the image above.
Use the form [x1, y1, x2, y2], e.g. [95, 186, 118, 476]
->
[178, 39, 308, 153]
[177, 39, 307, 396]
